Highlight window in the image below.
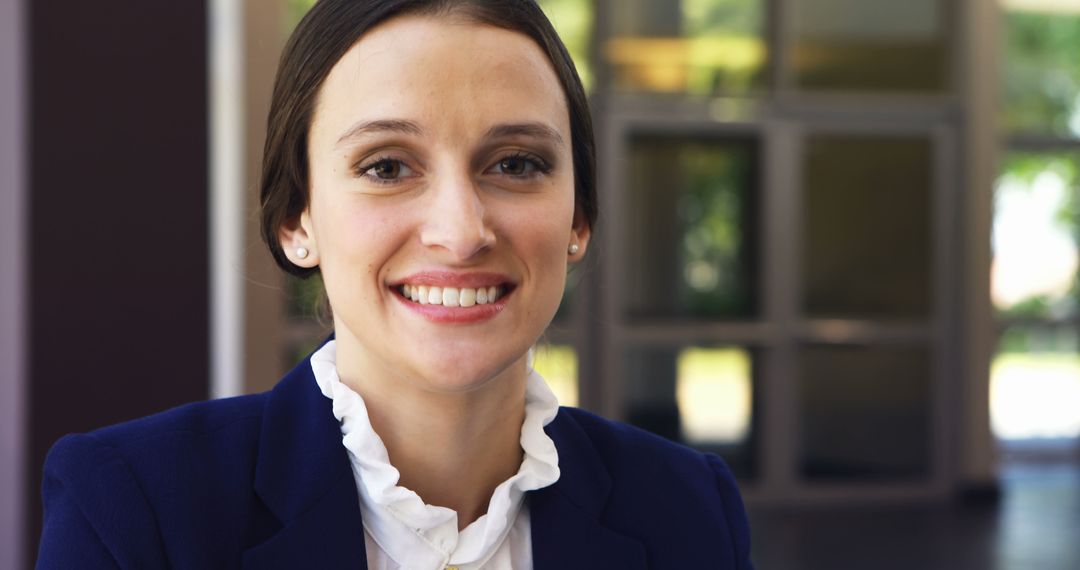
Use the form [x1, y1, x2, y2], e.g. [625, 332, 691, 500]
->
[604, 0, 765, 96]
[993, 2, 1080, 443]
[790, 0, 950, 92]
[623, 135, 759, 320]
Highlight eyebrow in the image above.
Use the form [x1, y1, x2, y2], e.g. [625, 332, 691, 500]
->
[484, 122, 565, 147]
[334, 119, 565, 148]
[335, 119, 424, 147]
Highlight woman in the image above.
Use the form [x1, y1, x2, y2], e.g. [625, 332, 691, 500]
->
[37, 1, 753, 568]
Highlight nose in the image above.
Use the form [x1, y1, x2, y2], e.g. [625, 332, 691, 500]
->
[418, 173, 496, 260]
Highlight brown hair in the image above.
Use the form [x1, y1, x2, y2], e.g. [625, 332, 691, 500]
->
[260, 0, 596, 278]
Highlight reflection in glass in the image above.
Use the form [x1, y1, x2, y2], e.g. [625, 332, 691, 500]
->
[624, 345, 757, 478]
[993, 153, 1080, 319]
[532, 344, 579, 407]
[625, 136, 758, 320]
[604, 0, 765, 95]
[1002, 6, 1080, 137]
[992, 324, 1080, 440]
[803, 135, 933, 319]
[800, 345, 931, 481]
[792, 0, 948, 92]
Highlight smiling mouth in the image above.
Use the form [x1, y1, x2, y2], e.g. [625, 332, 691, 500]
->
[396, 284, 510, 307]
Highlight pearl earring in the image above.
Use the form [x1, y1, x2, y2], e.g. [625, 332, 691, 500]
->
[568, 244, 580, 255]
[296, 247, 309, 259]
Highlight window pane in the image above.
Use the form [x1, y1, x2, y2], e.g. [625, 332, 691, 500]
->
[791, 0, 949, 92]
[604, 0, 765, 96]
[532, 344, 579, 407]
[538, 0, 594, 90]
[802, 135, 934, 319]
[993, 153, 1080, 319]
[800, 345, 932, 481]
[1002, 6, 1080, 137]
[623, 345, 758, 478]
[677, 347, 753, 444]
[624, 135, 759, 320]
[992, 324, 1080, 440]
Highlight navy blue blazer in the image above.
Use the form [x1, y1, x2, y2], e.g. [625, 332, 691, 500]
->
[37, 352, 754, 569]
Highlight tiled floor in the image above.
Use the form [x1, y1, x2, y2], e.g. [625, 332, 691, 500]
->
[748, 462, 1080, 570]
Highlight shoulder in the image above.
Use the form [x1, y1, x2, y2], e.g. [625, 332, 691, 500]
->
[47, 393, 267, 477]
[103, 392, 266, 445]
[554, 406, 754, 569]
[38, 394, 270, 569]
[556, 405, 736, 487]
[44, 392, 269, 497]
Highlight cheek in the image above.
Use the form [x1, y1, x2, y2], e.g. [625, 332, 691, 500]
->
[495, 192, 574, 284]
[314, 194, 411, 292]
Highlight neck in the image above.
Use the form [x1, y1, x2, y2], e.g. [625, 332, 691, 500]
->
[334, 332, 528, 530]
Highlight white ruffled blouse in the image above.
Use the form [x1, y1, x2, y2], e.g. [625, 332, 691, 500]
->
[311, 341, 561, 570]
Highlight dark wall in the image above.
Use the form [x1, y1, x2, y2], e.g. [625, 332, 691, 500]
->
[27, 0, 209, 560]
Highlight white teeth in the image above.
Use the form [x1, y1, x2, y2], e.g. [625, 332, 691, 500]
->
[398, 284, 504, 307]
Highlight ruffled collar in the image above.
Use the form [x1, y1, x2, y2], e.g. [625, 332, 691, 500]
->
[310, 341, 561, 568]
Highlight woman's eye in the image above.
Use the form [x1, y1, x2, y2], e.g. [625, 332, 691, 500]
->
[492, 154, 548, 178]
[498, 157, 532, 176]
[358, 158, 413, 182]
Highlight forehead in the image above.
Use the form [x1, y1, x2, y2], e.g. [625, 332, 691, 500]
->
[311, 14, 570, 143]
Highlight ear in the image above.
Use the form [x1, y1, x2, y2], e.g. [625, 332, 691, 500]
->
[567, 208, 591, 262]
[278, 208, 320, 268]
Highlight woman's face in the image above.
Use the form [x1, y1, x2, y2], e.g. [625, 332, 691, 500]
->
[282, 15, 589, 392]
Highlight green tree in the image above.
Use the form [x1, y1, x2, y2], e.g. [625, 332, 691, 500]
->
[1003, 11, 1080, 136]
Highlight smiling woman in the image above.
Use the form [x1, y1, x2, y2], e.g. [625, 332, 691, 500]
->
[282, 16, 582, 399]
[36, 2, 752, 569]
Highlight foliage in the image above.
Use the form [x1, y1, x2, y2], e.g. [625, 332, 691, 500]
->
[999, 153, 1080, 234]
[996, 153, 1080, 319]
[286, 272, 329, 321]
[1002, 10, 1080, 136]
[682, 0, 760, 37]
[681, 0, 765, 95]
[285, 0, 318, 34]
[678, 144, 754, 316]
[999, 294, 1054, 320]
[537, 0, 593, 89]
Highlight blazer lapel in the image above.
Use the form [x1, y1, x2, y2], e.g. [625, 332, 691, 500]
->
[531, 411, 647, 570]
[240, 344, 644, 569]
[242, 347, 368, 569]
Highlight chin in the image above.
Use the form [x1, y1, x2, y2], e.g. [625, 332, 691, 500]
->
[408, 345, 528, 394]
